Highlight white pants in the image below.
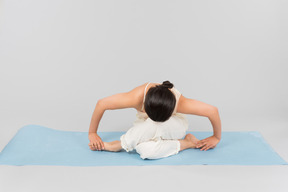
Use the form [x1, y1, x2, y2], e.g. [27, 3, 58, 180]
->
[120, 113, 189, 159]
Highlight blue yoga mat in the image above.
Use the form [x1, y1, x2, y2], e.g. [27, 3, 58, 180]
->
[0, 124, 287, 166]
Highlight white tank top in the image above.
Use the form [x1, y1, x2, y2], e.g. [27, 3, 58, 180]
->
[137, 82, 182, 119]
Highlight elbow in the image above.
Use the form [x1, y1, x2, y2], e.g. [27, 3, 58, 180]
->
[208, 106, 219, 117]
[96, 99, 106, 110]
[96, 99, 102, 107]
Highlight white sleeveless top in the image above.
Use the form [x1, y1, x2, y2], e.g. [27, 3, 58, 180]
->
[136, 82, 182, 120]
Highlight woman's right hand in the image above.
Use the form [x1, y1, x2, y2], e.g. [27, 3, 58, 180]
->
[88, 133, 104, 151]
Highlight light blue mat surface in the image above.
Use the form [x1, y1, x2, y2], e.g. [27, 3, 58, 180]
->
[0, 124, 287, 166]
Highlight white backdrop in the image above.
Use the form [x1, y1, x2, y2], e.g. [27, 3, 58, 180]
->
[0, 0, 287, 152]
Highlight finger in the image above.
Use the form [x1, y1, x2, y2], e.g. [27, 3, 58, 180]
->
[202, 145, 211, 151]
[201, 142, 207, 147]
[200, 144, 209, 151]
[93, 144, 98, 150]
[99, 141, 103, 150]
[94, 142, 98, 150]
[89, 143, 95, 150]
[196, 142, 205, 148]
[205, 146, 212, 151]
[98, 141, 103, 150]
[90, 143, 96, 150]
[196, 144, 204, 148]
[91, 147, 96, 151]
[196, 141, 204, 146]
[200, 147, 206, 151]
[97, 142, 102, 150]
[197, 140, 204, 145]
[96, 142, 101, 150]
[101, 141, 105, 150]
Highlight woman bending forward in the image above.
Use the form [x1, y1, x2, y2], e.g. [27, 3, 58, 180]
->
[88, 81, 222, 160]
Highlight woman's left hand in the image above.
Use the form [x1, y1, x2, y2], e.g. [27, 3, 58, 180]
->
[196, 135, 220, 151]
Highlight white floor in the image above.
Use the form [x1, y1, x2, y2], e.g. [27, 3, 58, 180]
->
[1, 117, 288, 192]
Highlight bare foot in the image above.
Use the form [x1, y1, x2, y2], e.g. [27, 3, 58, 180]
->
[184, 133, 200, 148]
[103, 141, 122, 152]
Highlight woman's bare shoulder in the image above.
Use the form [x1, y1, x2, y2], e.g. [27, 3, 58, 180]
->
[127, 82, 159, 110]
[126, 82, 149, 101]
[131, 82, 159, 93]
[130, 82, 149, 94]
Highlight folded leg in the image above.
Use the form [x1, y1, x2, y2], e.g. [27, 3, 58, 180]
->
[120, 118, 158, 152]
[135, 139, 180, 159]
[135, 133, 200, 159]
[121, 114, 189, 153]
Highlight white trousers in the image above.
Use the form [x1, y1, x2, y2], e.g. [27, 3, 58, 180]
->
[120, 113, 189, 159]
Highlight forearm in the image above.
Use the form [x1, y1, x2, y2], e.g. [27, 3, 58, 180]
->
[88, 101, 106, 134]
[208, 108, 222, 140]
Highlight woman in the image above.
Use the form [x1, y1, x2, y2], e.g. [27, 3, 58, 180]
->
[88, 81, 222, 159]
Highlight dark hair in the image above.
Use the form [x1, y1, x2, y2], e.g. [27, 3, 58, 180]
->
[144, 80, 176, 122]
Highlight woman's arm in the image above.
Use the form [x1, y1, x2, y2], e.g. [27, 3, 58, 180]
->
[177, 95, 221, 140]
[88, 101, 106, 134]
[88, 83, 144, 151]
[88, 83, 144, 134]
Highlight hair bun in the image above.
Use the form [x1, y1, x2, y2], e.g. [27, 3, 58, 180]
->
[161, 80, 174, 89]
